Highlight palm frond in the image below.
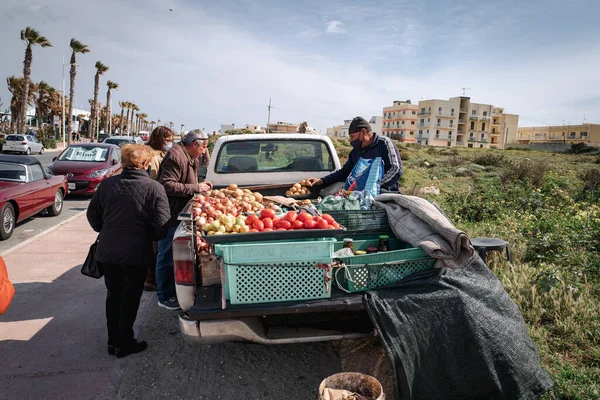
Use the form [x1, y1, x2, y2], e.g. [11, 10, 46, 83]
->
[70, 38, 90, 54]
[95, 61, 109, 74]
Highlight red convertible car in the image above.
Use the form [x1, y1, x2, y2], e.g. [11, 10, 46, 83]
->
[50, 143, 122, 195]
[0, 154, 68, 240]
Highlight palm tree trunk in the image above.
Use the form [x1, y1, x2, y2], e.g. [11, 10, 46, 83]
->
[105, 89, 111, 134]
[119, 106, 125, 134]
[125, 107, 131, 135]
[67, 52, 77, 145]
[18, 44, 33, 134]
[91, 74, 99, 141]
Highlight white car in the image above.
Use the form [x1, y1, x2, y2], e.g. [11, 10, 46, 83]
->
[2, 134, 44, 155]
[101, 135, 144, 147]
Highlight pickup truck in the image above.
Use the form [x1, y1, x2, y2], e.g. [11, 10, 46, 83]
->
[173, 134, 374, 344]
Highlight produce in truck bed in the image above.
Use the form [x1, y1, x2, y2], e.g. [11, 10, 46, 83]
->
[244, 210, 341, 232]
[191, 188, 266, 227]
[286, 181, 311, 196]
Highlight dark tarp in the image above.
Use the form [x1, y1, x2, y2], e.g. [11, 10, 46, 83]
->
[364, 255, 554, 400]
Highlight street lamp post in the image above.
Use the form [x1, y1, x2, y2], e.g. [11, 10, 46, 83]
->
[180, 123, 184, 136]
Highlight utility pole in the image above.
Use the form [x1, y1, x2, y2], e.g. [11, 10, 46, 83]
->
[267, 98, 271, 133]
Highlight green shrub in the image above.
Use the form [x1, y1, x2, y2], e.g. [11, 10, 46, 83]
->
[41, 138, 56, 149]
[472, 152, 506, 167]
[501, 159, 548, 188]
[506, 146, 532, 151]
[567, 143, 598, 154]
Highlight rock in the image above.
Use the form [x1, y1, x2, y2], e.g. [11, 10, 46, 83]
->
[419, 186, 440, 195]
[469, 163, 486, 171]
[423, 161, 431, 167]
[432, 176, 438, 180]
[455, 167, 468, 176]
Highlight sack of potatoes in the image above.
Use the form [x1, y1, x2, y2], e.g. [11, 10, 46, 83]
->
[286, 181, 311, 196]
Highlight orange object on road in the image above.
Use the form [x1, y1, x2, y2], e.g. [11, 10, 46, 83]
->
[0, 256, 15, 315]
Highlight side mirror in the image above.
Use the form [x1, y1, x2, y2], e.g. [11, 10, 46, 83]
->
[111, 159, 118, 166]
[52, 157, 57, 162]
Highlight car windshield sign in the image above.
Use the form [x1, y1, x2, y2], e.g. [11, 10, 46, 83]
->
[0, 162, 27, 182]
[58, 146, 109, 162]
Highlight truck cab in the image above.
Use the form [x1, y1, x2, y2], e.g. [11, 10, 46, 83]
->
[173, 134, 374, 344]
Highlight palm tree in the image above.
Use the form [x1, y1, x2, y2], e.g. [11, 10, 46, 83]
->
[35, 81, 56, 128]
[67, 38, 90, 145]
[105, 80, 119, 133]
[90, 61, 108, 141]
[169, 122, 174, 130]
[124, 102, 132, 134]
[118, 101, 126, 134]
[149, 120, 156, 130]
[7, 76, 36, 134]
[130, 104, 139, 133]
[18, 27, 52, 134]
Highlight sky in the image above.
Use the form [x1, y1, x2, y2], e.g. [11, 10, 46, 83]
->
[1, 0, 599, 133]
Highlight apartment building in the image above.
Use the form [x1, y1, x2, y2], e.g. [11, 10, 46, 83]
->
[517, 124, 600, 146]
[381, 100, 419, 141]
[416, 97, 518, 149]
[326, 116, 381, 138]
[369, 116, 383, 135]
[267, 121, 298, 133]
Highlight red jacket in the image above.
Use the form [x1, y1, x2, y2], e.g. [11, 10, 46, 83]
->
[0, 256, 15, 315]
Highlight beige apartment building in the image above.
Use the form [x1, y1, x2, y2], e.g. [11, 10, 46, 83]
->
[381, 100, 419, 142]
[416, 97, 518, 149]
[326, 116, 382, 138]
[517, 123, 600, 146]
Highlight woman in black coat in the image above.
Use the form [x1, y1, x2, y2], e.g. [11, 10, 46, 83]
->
[87, 144, 171, 358]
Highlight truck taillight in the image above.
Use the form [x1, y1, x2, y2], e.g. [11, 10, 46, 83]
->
[173, 237, 195, 285]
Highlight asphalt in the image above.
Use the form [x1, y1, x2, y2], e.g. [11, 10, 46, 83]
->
[0, 214, 349, 399]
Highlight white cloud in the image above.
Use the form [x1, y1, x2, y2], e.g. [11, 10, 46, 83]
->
[326, 20, 346, 35]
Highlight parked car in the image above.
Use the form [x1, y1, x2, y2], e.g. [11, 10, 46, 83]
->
[97, 133, 111, 143]
[102, 135, 143, 147]
[2, 134, 44, 155]
[0, 154, 68, 240]
[49, 143, 122, 195]
[173, 134, 349, 344]
[138, 131, 150, 142]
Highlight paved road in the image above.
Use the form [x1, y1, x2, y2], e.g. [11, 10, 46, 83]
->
[0, 152, 91, 255]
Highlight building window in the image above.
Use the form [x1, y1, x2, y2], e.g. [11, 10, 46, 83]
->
[447, 142, 452, 147]
[451, 108, 455, 113]
[418, 130, 422, 135]
[412, 111, 416, 115]
[403, 111, 406, 114]
[470, 121, 475, 129]
[437, 119, 441, 127]
[449, 120, 454, 127]
[483, 111, 488, 116]
[411, 121, 415, 125]
[436, 130, 440, 138]
[402, 120, 405, 124]
[480, 144, 484, 148]
[480, 134, 484, 140]
[428, 107, 431, 111]
[438, 107, 442, 113]
[468, 143, 473, 148]
[428, 118, 430, 122]
[472, 110, 476, 116]
[410, 131, 414, 135]
[420, 119, 424, 124]
[420, 108, 425, 114]
[482, 123, 486, 131]
[581, 131, 588, 138]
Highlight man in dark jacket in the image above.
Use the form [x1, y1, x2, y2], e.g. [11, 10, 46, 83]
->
[87, 144, 171, 357]
[156, 129, 212, 310]
[307, 116, 402, 193]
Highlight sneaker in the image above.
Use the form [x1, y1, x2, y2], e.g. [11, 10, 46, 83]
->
[115, 340, 148, 358]
[158, 297, 181, 311]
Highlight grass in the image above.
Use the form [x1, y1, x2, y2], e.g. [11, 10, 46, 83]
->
[330, 139, 600, 399]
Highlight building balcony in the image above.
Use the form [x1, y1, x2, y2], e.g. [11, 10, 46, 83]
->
[458, 119, 467, 124]
[468, 138, 476, 142]
[419, 123, 425, 127]
[490, 131, 501, 136]
[417, 111, 431, 116]
[459, 108, 468, 113]
[437, 114, 455, 119]
[492, 120, 501, 126]
[480, 140, 489, 143]
[470, 116, 478, 120]
[481, 116, 489, 121]
[456, 141, 466, 146]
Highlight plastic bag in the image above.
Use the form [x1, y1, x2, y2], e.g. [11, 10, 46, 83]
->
[345, 157, 384, 198]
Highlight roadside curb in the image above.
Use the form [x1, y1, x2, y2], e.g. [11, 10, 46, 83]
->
[0, 210, 87, 257]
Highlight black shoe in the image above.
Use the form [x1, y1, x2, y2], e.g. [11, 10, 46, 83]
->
[108, 344, 116, 356]
[115, 340, 148, 358]
[157, 297, 181, 311]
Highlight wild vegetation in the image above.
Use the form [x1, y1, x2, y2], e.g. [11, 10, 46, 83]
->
[332, 139, 600, 399]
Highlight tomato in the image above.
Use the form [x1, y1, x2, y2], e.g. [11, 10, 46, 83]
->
[260, 209, 276, 220]
[327, 226, 336, 229]
[297, 212, 312, 223]
[262, 217, 273, 229]
[303, 220, 317, 229]
[314, 216, 322, 223]
[273, 217, 281, 224]
[285, 211, 298, 223]
[316, 219, 329, 230]
[332, 222, 341, 229]
[247, 214, 259, 225]
[292, 220, 304, 230]
[263, 228, 273, 232]
[277, 228, 287, 231]
[277, 220, 292, 230]
[245, 216, 254, 226]
[254, 220, 265, 232]
[249, 229, 259, 232]
[322, 214, 335, 224]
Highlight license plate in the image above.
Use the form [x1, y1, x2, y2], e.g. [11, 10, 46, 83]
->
[68, 183, 76, 190]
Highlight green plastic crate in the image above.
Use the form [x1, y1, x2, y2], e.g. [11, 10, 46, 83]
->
[333, 238, 406, 253]
[327, 209, 391, 235]
[224, 258, 333, 305]
[214, 237, 336, 264]
[334, 246, 435, 292]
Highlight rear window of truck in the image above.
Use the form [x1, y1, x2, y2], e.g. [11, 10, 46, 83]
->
[215, 139, 335, 173]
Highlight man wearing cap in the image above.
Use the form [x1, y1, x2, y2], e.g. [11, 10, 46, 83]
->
[156, 129, 212, 310]
[307, 116, 402, 193]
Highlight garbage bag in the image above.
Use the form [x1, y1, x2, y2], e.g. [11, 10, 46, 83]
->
[345, 157, 384, 198]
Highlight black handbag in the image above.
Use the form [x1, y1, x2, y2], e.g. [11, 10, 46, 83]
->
[81, 238, 103, 279]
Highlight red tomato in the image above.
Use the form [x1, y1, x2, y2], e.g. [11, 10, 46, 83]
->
[314, 216, 322, 223]
[263, 228, 273, 232]
[260, 209, 276, 220]
[277, 228, 287, 231]
[327, 226, 336, 229]
[277, 220, 292, 230]
[292, 220, 304, 230]
[303, 220, 317, 229]
[254, 220, 265, 232]
[316, 219, 329, 230]
[249, 229, 259, 232]
[262, 217, 273, 229]
[322, 214, 335, 224]
[332, 222, 341, 229]
[247, 214, 259, 225]
[297, 212, 312, 223]
[285, 211, 298, 223]
[273, 217, 281, 224]
[245, 216, 254, 226]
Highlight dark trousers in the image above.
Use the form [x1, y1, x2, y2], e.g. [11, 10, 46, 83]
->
[101, 262, 147, 348]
